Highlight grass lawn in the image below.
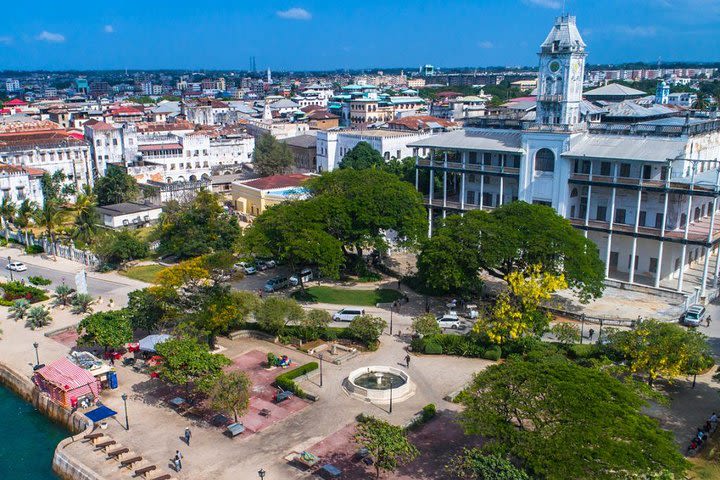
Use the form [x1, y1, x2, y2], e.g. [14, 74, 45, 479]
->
[292, 286, 402, 306]
[119, 264, 166, 284]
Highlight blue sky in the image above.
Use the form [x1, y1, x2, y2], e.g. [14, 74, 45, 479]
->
[1, 0, 720, 71]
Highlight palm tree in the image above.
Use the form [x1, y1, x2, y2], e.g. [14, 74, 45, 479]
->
[9, 298, 30, 321]
[25, 306, 52, 330]
[14, 199, 37, 247]
[33, 200, 68, 259]
[72, 186, 99, 247]
[71, 293, 94, 314]
[0, 196, 16, 243]
[693, 94, 709, 111]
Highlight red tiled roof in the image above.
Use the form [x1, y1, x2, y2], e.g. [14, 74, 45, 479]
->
[5, 99, 28, 106]
[84, 119, 115, 131]
[138, 143, 182, 152]
[387, 115, 457, 131]
[242, 173, 310, 191]
[0, 164, 45, 176]
[307, 110, 339, 120]
[111, 106, 143, 115]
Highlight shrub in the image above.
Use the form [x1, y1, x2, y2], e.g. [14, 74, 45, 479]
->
[28, 275, 52, 286]
[25, 306, 51, 330]
[482, 346, 502, 361]
[421, 403, 436, 422]
[274, 362, 319, 398]
[567, 343, 600, 360]
[410, 337, 425, 353]
[424, 340, 443, 355]
[0, 281, 49, 305]
[25, 245, 44, 255]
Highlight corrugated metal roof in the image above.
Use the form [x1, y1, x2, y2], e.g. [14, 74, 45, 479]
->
[584, 83, 646, 97]
[563, 134, 687, 163]
[408, 128, 523, 152]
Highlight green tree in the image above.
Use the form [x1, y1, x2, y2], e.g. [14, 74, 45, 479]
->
[40, 171, 68, 204]
[26, 306, 51, 330]
[253, 133, 294, 176]
[71, 293, 94, 314]
[94, 164, 139, 206]
[550, 322, 580, 346]
[207, 370, 252, 422]
[194, 289, 260, 348]
[459, 355, 688, 480]
[255, 297, 305, 336]
[347, 314, 387, 347]
[418, 202, 605, 301]
[607, 319, 713, 386]
[156, 190, 241, 259]
[298, 309, 332, 341]
[14, 199, 36, 246]
[0, 196, 16, 242]
[693, 93, 709, 110]
[339, 141, 385, 170]
[9, 298, 30, 321]
[382, 156, 417, 184]
[412, 313, 442, 336]
[33, 200, 69, 258]
[355, 416, 419, 479]
[53, 283, 74, 307]
[71, 186, 100, 246]
[77, 310, 132, 352]
[93, 229, 149, 266]
[126, 287, 179, 331]
[446, 449, 530, 480]
[154, 337, 231, 393]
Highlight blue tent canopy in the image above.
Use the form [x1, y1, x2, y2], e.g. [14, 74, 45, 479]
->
[85, 405, 117, 422]
[138, 334, 171, 353]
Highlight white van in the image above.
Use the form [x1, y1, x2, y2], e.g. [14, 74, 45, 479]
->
[332, 308, 365, 322]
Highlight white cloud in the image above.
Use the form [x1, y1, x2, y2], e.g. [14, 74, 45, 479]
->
[478, 41, 494, 49]
[523, 0, 562, 9]
[0, 36, 12, 45]
[103, 25, 114, 33]
[36, 31, 65, 43]
[276, 7, 312, 20]
[613, 25, 657, 37]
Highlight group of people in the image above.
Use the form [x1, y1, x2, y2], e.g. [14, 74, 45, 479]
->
[172, 427, 192, 471]
[687, 412, 718, 454]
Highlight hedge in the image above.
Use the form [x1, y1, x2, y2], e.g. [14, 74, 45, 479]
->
[0, 282, 48, 306]
[274, 362, 319, 398]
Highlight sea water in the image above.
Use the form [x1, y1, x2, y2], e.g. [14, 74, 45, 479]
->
[0, 384, 67, 479]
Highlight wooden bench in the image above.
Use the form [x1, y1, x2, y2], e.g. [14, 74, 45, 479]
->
[134, 465, 156, 476]
[94, 440, 116, 450]
[107, 447, 129, 459]
[83, 432, 103, 441]
[120, 456, 143, 467]
[149, 475, 171, 480]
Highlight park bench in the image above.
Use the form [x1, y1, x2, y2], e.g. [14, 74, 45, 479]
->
[135, 465, 156, 476]
[319, 463, 342, 478]
[120, 456, 143, 468]
[94, 440, 116, 450]
[273, 390, 293, 403]
[107, 447, 129, 459]
[149, 475, 171, 480]
[226, 422, 245, 437]
[83, 432, 103, 441]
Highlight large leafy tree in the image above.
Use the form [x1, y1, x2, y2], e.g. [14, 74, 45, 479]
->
[412, 313, 442, 337]
[93, 229, 149, 266]
[253, 133, 294, 176]
[254, 297, 305, 336]
[607, 319, 713, 386]
[126, 287, 180, 332]
[14, 199, 36, 246]
[459, 355, 688, 480]
[72, 186, 100, 246]
[33, 200, 69, 258]
[156, 190, 241, 259]
[77, 310, 133, 352]
[355, 417, 419, 479]
[418, 202, 605, 301]
[347, 314, 387, 347]
[446, 449, 530, 480]
[94, 164, 139, 206]
[207, 370, 252, 422]
[339, 141, 385, 170]
[154, 337, 231, 394]
[0, 196, 16, 242]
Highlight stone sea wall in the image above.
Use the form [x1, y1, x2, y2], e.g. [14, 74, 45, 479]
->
[0, 361, 101, 480]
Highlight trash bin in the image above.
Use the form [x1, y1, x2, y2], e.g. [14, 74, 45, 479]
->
[107, 371, 118, 389]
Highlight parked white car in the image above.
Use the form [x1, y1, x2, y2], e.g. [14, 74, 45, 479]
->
[290, 268, 314, 286]
[6, 261, 27, 272]
[437, 314, 463, 329]
[332, 308, 365, 322]
[235, 262, 257, 275]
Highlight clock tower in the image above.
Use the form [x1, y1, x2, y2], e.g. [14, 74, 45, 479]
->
[535, 15, 587, 126]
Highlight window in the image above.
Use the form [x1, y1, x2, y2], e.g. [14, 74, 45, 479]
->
[655, 213, 664, 229]
[639, 211, 646, 226]
[619, 163, 631, 177]
[570, 188, 578, 197]
[600, 162, 611, 176]
[534, 148, 555, 172]
[466, 190, 475, 204]
[483, 192, 493, 206]
[649, 257, 658, 273]
[570, 205, 576, 218]
[615, 208, 626, 224]
[112, 139, 118, 146]
[642, 165, 652, 180]
[595, 205, 607, 221]
[627, 255, 639, 270]
[483, 152, 492, 165]
[468, 152, 478, 164]
[468, 174, 476, 183]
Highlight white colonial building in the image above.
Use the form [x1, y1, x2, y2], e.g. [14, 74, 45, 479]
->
[411, 15, 720, 299]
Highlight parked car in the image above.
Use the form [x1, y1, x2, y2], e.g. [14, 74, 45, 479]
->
[235, 262, 257, 275]
[290, 268, 314, 286]
[437, 314, 463, 329]
[332, 308, 365, 322]
[257, 259, 276, 269]
[256, 262, 268, 271]
[264, 276, 290, 293]
[681, 304, 707, 327]
[6, 261, 27, 272]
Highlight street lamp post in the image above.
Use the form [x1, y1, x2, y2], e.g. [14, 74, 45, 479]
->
[121, 393, 129, 430]
[258, 469, 266, 479]
[580, 314, 585, 345]
[7, 256, 13, 282]
[389, 304, 393, 336]
[319, 353, 323, 388]
[32, 342, 39, 367]
[389, 382, 393, 414]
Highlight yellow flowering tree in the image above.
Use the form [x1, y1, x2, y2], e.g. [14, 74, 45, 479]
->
[475, 264, 567, 344]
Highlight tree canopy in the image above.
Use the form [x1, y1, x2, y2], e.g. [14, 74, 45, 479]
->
[355, 416, 419, 479]
[156, 190, 241, 259]
[253, 133, 294, 176]
[459, 355, 688, 480]
[93, 229, 149, 266]
[77, 310, 133, 352]
[339, 141, 385, 170]
[207, 370, 251, 422]
[418, 202, 605, 301]
[154, 337, 231, 393]
[446, 449, 530, 480]
[94, 164, 139, 206]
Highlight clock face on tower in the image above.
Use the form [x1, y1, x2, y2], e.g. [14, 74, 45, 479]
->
[549, 61, 561, 73]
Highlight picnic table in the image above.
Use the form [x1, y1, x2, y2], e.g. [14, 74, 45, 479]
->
[226, 422, 245, 437]
[294, 451, 319, 467]
[168, 397, 190, 409]
[273, 390, 293, 403]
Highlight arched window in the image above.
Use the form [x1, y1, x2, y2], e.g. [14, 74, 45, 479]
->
[535, 148, 555, 172]
[570, 188, 578, 197]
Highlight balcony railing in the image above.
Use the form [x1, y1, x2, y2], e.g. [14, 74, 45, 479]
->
[423, 196, 490, 211]
[569, 173, 720, 194]
[417, 159, 519, 176]
[569, 217, 720, 244]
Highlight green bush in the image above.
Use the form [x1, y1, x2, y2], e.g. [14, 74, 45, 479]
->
[421, 403, 437, 421]
[482, 346, 502, 361]
[274, 362, 319, 398]
[567, 343, 600, 360]
[25, 245, 44, 255]
[28, 275, 52, 286]
[0, 281, 48, 305]
[411, 337, 425, 353]
[424, 340, 443, 355]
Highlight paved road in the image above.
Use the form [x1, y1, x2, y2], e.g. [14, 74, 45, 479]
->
[0, 260, 121, 297]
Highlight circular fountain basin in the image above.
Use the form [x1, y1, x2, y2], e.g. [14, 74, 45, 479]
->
[344, 366, 415, 403]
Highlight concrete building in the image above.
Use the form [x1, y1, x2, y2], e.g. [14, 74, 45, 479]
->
[96, 201, 163, 229]
[231, 173, 313, 220]
[0, 164, 44, 206]
[410, 15, 720, 299]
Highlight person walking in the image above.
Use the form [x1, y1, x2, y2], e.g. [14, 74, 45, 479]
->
[588, 328, 595, 341]
[184, 427, 192, 446]
[707, 315, 712, 328]
[175, 451, 183, 470]
[405, 354, 411, 368]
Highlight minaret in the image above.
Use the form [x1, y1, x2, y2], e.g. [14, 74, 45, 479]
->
[262, 101, 272, 123]
[267, 68, 272, 84]
[655, 80, 669, 105]
[535, 15, 587, 126]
